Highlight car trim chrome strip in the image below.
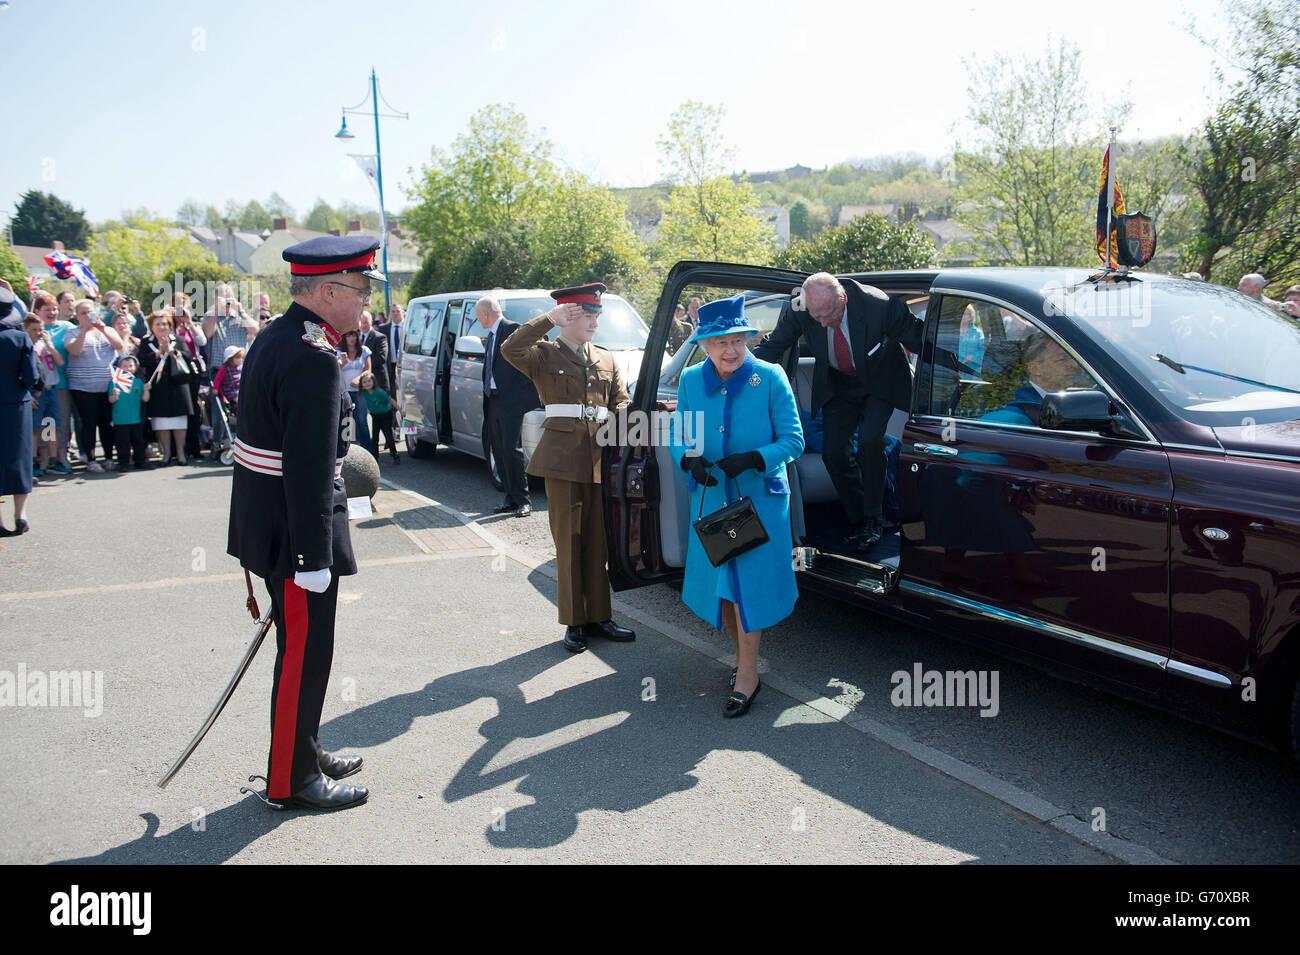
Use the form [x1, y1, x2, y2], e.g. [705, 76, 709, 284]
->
[927, 287, 1158, 444]
[1163, 442, 1300, 465]
[907, 413, 1161, 446]
[1165, 659, 1235, 688]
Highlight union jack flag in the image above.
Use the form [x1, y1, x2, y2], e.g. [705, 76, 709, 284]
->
[112, 367, 135, 393]
[26, 275, 44, 293]
[42, 250, 99, 296]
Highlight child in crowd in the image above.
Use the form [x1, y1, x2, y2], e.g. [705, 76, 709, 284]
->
[359, 371, 399, 463]
[213, 345, 243, 415]
[107, 354, 151, 470]
[25, 315, 63, 476]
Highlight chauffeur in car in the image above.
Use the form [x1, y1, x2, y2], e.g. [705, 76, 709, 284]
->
[501, 283, 638, 653]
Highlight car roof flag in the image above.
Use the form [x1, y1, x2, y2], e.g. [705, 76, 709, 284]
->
[1095, 130, 1126, 269]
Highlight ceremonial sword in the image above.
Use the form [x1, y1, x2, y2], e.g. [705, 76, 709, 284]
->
[157, 573, 270, 789]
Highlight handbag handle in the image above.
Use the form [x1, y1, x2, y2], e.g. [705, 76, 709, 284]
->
[696, 465, 736, 520]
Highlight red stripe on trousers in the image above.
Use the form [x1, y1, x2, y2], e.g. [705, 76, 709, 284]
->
[270, 580, 308, 797]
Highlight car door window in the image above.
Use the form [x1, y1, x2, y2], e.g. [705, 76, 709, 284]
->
[405, 304, 429, 354]
[418, 303, 445, 356]
[927, 296, 1097, 426]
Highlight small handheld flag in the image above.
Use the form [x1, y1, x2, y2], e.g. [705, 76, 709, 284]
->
[112, 367, 135, 393]
[26, 275, 43, 294]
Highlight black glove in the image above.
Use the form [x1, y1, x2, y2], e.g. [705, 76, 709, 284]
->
[680, 455, 718, 487]
[717, 450, 765, 479]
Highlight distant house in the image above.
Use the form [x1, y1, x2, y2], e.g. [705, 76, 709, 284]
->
[838, 204, 897, 226]
[919, 219, 976, 263]
[188, 225, 263, 274]
[11, 245, 54, 279]
[756, 206, 790, 247]
[196, 218, 419, 281]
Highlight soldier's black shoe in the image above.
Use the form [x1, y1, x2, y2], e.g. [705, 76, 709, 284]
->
[563, 626, 588, 653]
[584, 620, 636, 642]
[282, 775, 368, 812]
[515, 504, 531, 518]
[318, 751, 363, 780]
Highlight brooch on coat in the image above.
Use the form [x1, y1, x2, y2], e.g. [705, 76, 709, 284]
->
[749, 373, 762, 387]
[302, 321, 335, 353]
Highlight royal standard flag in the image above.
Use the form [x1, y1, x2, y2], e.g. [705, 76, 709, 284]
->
[1095, 145, 1126, 267]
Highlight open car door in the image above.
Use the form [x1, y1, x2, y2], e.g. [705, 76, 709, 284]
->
[602, 261, 810, 591]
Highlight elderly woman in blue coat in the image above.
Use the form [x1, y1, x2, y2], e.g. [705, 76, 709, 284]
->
[670, 294, 804, 717]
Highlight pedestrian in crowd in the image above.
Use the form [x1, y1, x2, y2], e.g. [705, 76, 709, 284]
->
[1238, 273, 1285, 310]
[755, 271, 924, 551]
[138, 310, 199, 466]
[668, 304, 693, 353]
[360, 310, 389, 429]
[45, 291, 77, 470]
[358, 371, 399, 463]
[671, 293, 804, 717]
[112, 310, 139, 357]
[337, 328, 371, 452]
[375, 303, 404, 395]
[0, 284, 37, 536]
[65, 299, 124, 472]
[203, 285, 256, 376]
[227, 234, 379, 812]
[476, 295, 540, 516]
[107, 354, 150, 470]
[251, 292, 273, 332]
[1281, 285, 1300, 320]
[171, 296, 207, 459]
[213, 346, 243, 416]
[127, 296, 148, 338]
[27, 298, 65, 475]
[501, 283, 637, 653]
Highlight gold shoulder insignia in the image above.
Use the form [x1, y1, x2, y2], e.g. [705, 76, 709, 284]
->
[302, 321, 335, 353]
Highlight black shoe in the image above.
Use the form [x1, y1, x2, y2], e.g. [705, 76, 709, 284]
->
[281, 775, 368, 812]
[14, 519, 28, 535]
[723, 681, 762, 718]
[318, 751, 363, 780]
[563, 626, 588, 653]
[515, 504, 531, 518]
[492, 501, 516, 514]
[856, 520, 883, 551]
[583, 620, 635, 642]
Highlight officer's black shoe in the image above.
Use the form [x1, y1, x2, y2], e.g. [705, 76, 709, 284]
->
[584, 620, 636, 642]
[515, 504, 531, 518]
[563, 626, 588, 653]
[318, 751, 363, 780]
[282, 775, 368, 812]
[492, 501, 516, 514]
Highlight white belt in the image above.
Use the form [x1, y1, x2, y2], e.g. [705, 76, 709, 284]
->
[544, 403, 609, 421]
[234, 438, 344, 478]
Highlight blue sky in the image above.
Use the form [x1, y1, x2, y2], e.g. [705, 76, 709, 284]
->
[2, 0, 1229, 226]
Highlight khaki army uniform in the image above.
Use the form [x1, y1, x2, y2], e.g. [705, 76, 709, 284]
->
[501, 313, 629, 626]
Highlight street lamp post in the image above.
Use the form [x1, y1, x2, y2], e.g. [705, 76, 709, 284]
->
[335, 68, 408, 310]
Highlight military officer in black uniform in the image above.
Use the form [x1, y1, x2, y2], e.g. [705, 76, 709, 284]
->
[227, 235, 382, 811]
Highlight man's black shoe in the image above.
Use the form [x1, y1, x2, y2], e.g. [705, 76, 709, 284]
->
[583, 620, 636, 642]
[282, 775, 368, 812]
[563, 626, 588, 653]
[492, 501, 517, 514]
[856, 519, 883, 552]
[318, 751, 363, 780]
[515, 504, 531, 518]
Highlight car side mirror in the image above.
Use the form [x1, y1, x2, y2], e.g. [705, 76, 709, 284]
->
[455, 335, 485, 358]
[1040, 389, 1142, 439]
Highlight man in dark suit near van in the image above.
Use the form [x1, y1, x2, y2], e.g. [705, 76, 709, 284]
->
[375, 304, 404, 396]
[754, 271, 924, 551]
[477, 296, 541, 516]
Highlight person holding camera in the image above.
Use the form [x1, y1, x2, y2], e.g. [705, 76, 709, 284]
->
[170, 296, 207, 459]
[138, 310, 199, 466]
[65, 300, 124, 472]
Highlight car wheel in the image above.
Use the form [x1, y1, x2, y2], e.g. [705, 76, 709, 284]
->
[483, 430, 505, 492]
[407, 431, 435, 459]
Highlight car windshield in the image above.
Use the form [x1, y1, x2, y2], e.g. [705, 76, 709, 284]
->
[1054, 279, 1300, 421]
[502, 296, 649, 351]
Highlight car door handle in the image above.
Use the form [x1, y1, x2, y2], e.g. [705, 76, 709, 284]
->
[912, 443, 958, 457]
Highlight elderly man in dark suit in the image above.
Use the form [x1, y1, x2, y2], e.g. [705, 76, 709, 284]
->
[478, 295, 541, 517]
[754, 271, 924, 550]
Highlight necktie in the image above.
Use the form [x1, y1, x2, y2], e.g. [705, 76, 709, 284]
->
[484, 330, 495, 395]
[834, 320, 855, 374]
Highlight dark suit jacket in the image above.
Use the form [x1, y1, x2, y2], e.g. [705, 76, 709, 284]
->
[375, 321, 403, 394]
[0, 316, 37, 404]
[363, 329, 390, 397]
[754, 278, 924, 412]
[484, 319, 541, 418]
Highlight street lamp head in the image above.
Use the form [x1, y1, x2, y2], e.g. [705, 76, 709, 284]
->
[335, 113, 355, 140]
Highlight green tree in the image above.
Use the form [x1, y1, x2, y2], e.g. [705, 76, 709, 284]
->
[175, 199, 205, 226]
[773, 212, 937, 272]
[202, 205, 224, 229]
[303, 200, 336, 233]
[1186, 0, 1299, 285]
[10, 191, 91, 248]
[88, 223, 237, 305]
[406, 103, 557, 290]
[653, 101, 775, 267]
[264, 192, 297, 224]
[448, 224, 532, 290]
[789, 201, 812, 241]
[951, 39, 1129, 266]
[0, 240, 30, 297]
[528, 171, 649, 291]
[239, 199, 272, 232]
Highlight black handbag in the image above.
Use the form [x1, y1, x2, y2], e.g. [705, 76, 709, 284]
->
[692, 470, 770, 568]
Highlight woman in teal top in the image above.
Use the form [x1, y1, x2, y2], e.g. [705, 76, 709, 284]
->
[670, 294, 804, 717]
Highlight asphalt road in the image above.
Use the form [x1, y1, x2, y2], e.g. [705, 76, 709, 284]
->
[0, 445, 1294, 864]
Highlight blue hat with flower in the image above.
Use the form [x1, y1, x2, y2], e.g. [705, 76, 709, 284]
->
[687, 293, 761, 343]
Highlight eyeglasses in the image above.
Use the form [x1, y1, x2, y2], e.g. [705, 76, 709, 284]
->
[329, 281, 373, 303]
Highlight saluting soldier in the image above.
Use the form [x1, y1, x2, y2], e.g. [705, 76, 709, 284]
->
[226, 235, 380, 812]
[501, 283, 637, 653]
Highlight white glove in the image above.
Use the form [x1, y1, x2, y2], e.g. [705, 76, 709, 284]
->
[294, 568, 332, 593]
